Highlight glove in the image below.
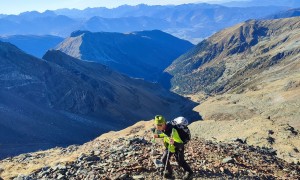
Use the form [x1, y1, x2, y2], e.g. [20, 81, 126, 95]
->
[168, 144, 176, 153]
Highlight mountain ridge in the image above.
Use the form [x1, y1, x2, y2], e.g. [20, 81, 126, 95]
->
[56, 30, 193, 85]
[166, 17, 300, 94]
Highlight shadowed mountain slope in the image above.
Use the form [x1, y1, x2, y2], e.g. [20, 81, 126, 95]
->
[0, 42, 200, 158]
[56, 30, 193, 84]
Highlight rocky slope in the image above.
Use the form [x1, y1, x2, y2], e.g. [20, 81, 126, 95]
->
[0, 121, 299, 180]
[0, 41, 199, 158]
[165, 17, 300, 164]
[56, 30, 193, 84]
[187, 54, 300, 162]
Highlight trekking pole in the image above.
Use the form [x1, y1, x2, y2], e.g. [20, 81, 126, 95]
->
[164, 149, 170, 178]
[163, 129, 175, 179]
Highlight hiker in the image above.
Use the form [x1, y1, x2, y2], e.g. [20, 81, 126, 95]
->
[153, 115, 193, 179]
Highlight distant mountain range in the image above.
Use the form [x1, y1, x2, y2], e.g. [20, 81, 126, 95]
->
[0, 4, 288, 43]
[266, 8, 300, 19]
[0, 11, 78, 36]
[56, 30, 193, 86]
[82, 16, 170, 33]
[0, 5, 297, 60]
[223, 0, 300, 8]
[0, 35, 63, 58]
[0, 41, 199, 158]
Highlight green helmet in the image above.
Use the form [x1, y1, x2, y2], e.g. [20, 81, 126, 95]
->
[154, 115, 166, 125]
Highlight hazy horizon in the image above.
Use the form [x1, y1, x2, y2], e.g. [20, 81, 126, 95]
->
[0, 0, 247, 15]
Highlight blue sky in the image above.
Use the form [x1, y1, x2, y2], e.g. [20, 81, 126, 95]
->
[0, 0, 237, 15]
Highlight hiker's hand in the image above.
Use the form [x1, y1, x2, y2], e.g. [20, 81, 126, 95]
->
[153, 134, 159, 138]
[170, 138, 174, 145]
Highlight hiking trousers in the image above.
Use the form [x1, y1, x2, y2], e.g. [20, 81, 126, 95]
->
[161, 144, 193, 174]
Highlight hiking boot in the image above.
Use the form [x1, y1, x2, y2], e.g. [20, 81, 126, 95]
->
[183, 171, 193, 180]
[163, 171, 173, 179]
